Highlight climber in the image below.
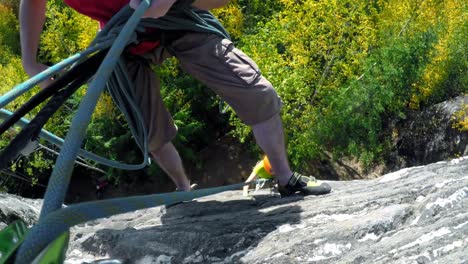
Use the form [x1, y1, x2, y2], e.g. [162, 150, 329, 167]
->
[19, 0, 331, 197]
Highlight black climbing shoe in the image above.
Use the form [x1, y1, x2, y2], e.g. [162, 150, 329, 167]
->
[278, 172, 331, 197]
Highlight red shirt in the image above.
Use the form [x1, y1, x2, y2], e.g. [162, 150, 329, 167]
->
[64, 0, 159, 55]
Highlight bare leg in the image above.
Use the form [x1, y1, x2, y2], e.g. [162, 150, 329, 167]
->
[151, 142, 191, 191]
[252, 114, 293, 186]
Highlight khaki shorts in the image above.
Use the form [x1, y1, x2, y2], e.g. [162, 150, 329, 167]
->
[125, 32, 282, 152]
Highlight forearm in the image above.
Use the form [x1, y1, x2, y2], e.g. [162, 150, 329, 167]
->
[191, 0, 230, 10]
[20, 0, 47, 66]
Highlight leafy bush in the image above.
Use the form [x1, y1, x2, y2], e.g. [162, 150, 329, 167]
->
[229, 0, 466, 169]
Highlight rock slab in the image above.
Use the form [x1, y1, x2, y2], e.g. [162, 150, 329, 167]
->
[65, 157, 468, 263]
[1, 157, 467, 263]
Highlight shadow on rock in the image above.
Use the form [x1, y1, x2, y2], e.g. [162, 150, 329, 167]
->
[82, 194, 304, 263]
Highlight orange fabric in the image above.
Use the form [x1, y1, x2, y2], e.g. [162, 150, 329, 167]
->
[263, 156, 273, 175]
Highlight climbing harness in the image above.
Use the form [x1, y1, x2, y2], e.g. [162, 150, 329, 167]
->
[0, 1, 259, 263]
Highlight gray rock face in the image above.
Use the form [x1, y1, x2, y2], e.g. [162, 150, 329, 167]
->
[394, 95, 468, 169]
[0, 193, 41, 230]
[65, 157, 468, 264]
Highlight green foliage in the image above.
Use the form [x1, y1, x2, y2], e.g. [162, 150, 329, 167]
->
[421, 14, 468, 105]
[0, 4, 20, 64]
[237, 0, 284, 35]
[235, 0, 381, 166]
[452, 104, 468, 132]
[0, 56, 55, 187]
[0, 1, 98, 193]
[0, 0, 19, 15]
[40, 0, 97, 64]
[229, 0, 466, 169]
[310, 29, 438, 165]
